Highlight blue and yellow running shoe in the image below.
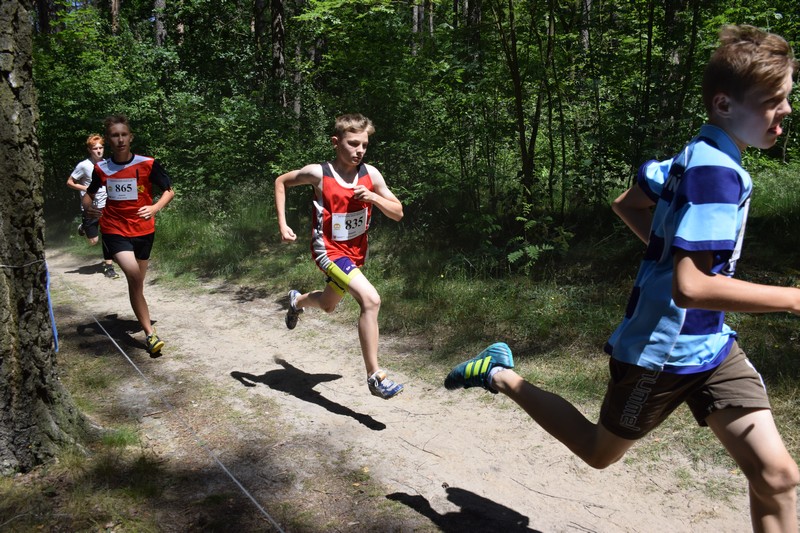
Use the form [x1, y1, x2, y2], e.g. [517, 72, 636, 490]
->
[444, 342, 514, 393]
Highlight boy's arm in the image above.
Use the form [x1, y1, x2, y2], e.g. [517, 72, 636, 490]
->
[138, 188, 175, 219]
[66, 175, 87, 192]
[673, 250, 800, 314]
[274, 164, 322, 242]
[81, 170, 101, 217]
[354, 166, 403, 221]
[612, 183, 654, 244]
[80, 191, 94, 212]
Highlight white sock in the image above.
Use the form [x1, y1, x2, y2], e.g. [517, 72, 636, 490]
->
[487, 366, 506, 391]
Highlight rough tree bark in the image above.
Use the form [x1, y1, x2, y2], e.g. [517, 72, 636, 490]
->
[0, 0, 85, 476]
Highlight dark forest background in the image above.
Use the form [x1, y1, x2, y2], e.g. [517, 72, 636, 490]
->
[34, 1, 800, 274]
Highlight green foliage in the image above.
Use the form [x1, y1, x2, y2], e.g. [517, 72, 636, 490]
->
[35, 0, 800, 270]
[507, 201, 573, 274]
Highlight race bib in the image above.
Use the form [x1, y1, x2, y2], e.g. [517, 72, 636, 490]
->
[331, 208, 368, 241]
[106, 178, 138, 201]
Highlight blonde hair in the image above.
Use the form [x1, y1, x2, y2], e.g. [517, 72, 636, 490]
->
[333, 113, 375, 138]
[85, 134, 103, 148]
[702, 25, 797, 114]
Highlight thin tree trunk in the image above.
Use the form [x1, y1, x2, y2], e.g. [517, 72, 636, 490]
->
[35, 0, 50, 33]
[490, 0, 533, 198]
[0, 0, 85, 476]
[111, 0, 121, 34]
[466, 0, 481, 61]
[271, 0, 286, 107]
[254, 0, 267, 49]
[631, 0, 655, 179]
[411, 2, 420, 56]
[154, 0, 166, 45]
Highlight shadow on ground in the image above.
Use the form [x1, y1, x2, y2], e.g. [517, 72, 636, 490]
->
[66, 260, 107, 276]
[230, 358, 386, 431]
[72, 312, 158, 357]
[387, 486, 540, 532]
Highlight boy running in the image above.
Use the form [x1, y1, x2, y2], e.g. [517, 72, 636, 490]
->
[275, 113, 405, 399]
[82, 115, 175, 356]
[65, 134, 118, 278]
[445, 25, 799, 531]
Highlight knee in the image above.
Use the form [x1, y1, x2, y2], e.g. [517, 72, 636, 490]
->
[88, 237, 99, 246]
[320, 301, 337, 313]
[360, 293, 381, 313]
[749, 460, 800, 499]
[125, 274, 145, 291]
[584, 452, 624, 470]
[580, 438, 628, 470]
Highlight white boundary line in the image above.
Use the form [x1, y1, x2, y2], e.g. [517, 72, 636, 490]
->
[58, 276, 286, 533]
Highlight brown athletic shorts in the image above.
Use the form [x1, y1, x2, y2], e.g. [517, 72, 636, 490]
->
[599, 341, 770, 440]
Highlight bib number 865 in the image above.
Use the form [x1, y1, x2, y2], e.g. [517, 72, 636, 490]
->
[106, 178, 138, 201]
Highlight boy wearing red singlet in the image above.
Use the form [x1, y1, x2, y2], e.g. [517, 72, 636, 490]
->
[83, 115, 175, 357]
[275, 113, 405, 399]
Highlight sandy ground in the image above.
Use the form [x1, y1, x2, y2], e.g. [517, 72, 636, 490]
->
[46, 247, 758, 532]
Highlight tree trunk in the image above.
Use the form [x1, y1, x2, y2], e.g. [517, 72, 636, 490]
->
[35, 0, 50, 33]
[111, 0, 121, 34]
[254, 0, 267, 49]
[154, 0, 166, 45]
[0, 0, 85, 476]
[271, 0, 286, 107]
[411, 1, 420, 56]
[490, 0, 534, 199]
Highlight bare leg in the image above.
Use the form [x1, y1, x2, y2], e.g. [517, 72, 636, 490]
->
[706, 407, 799, 532]
[343, 275, 381, 376]
[295, 284, 343, 314]
[113, 251, 154, 336]
[492, 370, 637, 469]
[293, 276, 387, 387]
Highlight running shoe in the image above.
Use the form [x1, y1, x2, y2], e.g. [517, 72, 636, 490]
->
[103, 264, 120, 279]
[368, 370, 404, 399]
[444, 342, 514, 393]
[285, 289, 303, 330]
[145, 332, 165, 356]
[77, 223, 85, 236]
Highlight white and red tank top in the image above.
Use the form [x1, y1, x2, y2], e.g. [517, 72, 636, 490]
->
[88, 155, 172, 237]
[311, 162, 374, 270]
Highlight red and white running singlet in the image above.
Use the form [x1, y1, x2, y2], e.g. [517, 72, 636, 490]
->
[88, 155, 172, 237]
[311, 162, 373, 271]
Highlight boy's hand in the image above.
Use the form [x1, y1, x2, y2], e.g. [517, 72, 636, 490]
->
[353, 185, 375, 204]
[85, 205, 102, 218]
[137, 205, 157, 220]
[280, 225, 297, 242]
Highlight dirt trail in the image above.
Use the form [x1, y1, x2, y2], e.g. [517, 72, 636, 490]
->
[47, 247, 754, 532]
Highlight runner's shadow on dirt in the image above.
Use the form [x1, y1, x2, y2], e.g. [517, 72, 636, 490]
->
[76, 314, 158, 357]
[387, 487, 539, 532]
[230, 358, 387, 431]
[66, 262, 106, 275]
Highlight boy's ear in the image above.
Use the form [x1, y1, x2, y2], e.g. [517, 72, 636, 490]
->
[711, 93, 732, 118]
[330, 135, 339, 149]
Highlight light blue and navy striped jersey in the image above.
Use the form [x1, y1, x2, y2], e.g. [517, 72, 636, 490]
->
[605, 125, 751, 373]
